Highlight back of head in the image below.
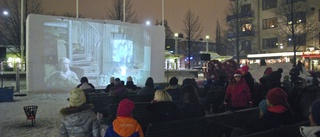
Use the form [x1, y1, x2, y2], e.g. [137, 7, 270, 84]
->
[259, 77, 267, 85]
[266, 88, 288, 106]
[182, 84, 199, 104]
[80, 77, 89, 83]
[114, 78, 121, 86]
[145, 77, 154, 87]
[154, 89, 172, 102]
[169, 77, 178, 86]
[241, 66, 249, 73]
[277, 68, 283, 73]
[127, 76, 133, 82]
[117, 99, 135, 116]
[69, 88, 86, 107]
[110, 77, 115, 83]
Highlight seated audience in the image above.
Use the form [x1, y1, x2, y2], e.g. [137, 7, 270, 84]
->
[105, 77, 115, 92]
[179, 84, 205, 118]
[59, 88, 100, 137]
[104, 99, 144, 137]
[146, 89, 180, 123]
[76, 77, 95, 90]
[108, 78, 128, 96]
[165, 77, 181, 102]
[125, 76, 138, 91]
[300, 99, 320, 137]
[137, 77, 155, 96]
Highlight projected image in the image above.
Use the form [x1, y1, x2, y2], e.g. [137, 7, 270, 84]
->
[45, 57, 79, 90]
[112, 40, 133, 63]
[27, 14, 164, 92]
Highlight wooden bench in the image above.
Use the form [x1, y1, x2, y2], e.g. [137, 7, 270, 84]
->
[145, 117, 207, 137]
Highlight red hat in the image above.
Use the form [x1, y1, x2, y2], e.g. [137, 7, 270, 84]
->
[241, 66, 249, 73]
[266, 88, 288, 106]
[117, 99, 135, 116]
[234, 70, 242, 77]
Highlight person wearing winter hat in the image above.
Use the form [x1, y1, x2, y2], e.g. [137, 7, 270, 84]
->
[300, 99, 320, 137]
[245, 88, 293, 133]
[224, 70, 252, 111]
[105, 99, 144, 137]
[240, 66, 255, 105]
[59, 88, 100, 137]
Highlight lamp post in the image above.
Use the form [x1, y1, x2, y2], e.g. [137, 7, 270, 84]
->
[205, 35, 209, 53]
[162, 0, 164, 26]
[174, 33, 178, 54]
[20, 0, 24, 70]
[76, 0, 79, 18]
[123, 0, 126, 22]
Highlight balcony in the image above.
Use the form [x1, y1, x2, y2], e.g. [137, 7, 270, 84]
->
[226, 10, 254, 22]
[226, 31, 255, 39]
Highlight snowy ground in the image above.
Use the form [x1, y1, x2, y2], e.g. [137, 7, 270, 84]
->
[0, 93, 69, 137]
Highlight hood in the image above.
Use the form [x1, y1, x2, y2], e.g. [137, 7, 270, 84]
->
[300, 126, 320, 137]
[60, 104, 94, 116]
[166, 85, 180, 90]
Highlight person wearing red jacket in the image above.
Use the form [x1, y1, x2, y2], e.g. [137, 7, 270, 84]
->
[224, 70, 252, 111]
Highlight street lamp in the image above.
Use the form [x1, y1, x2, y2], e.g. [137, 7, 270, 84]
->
[174, 33, 178, 54]
[3, 10, 9, 16]
[145, 20, 151, 26]
[205, 35, 209, 52]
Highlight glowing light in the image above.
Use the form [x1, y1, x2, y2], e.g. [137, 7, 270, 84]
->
[120, 66, 127, 76]
[288, 38, 292, 41]
[3, 11, 8, 16]
[280, 46, 283, 49]
[145, 21, 151, 26]
[288, 21, 292, 24]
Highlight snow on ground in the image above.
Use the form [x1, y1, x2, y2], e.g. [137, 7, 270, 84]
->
[0, 93, 69, 137]
[248, 62, 310, 83]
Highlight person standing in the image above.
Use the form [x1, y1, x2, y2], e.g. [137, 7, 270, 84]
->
[224, 70, 252, 111]
[240, 66, 256, 104]
[59, 88, 100, 137]
[300, 99, 320, 137]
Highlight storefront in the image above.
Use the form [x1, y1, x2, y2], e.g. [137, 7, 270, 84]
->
[302, 51, 320, 71]
[247, 52, 303, 65]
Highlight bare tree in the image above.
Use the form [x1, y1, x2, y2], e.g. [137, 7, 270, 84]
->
[182, 9, 203, 69]
[0, 0, 43, 58]
[223, 0, 255, 66]
[276, 0, 319, 65]
[106, 0, 137, 23]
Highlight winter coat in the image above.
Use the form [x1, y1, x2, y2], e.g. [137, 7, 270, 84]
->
[179, 102, 205, 119]
[108, 86, 128, 96]
[105, 116, 144, 137]
[77, 82, 95, 89]
[105, 83, 114, 92]
[165, 85, 181, 101]
[59, 104, 100, 137]
[246, 105, 293, 133]
[137, 87, 155, 96]
[300, 126, 320, 137]
[225, 79, 251, 108]
[125, 81, 138, 91]
[146, 101, 180, 123]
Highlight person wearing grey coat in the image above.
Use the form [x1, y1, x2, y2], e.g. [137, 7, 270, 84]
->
[59, 104, 101, 137]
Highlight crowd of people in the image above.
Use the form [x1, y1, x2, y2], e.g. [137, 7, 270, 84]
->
[58, 63, 320, 136]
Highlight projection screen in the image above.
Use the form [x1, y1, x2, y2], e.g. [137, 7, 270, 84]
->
[26, 14, 165, 92]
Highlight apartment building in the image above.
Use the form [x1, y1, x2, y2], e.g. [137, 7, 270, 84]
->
[226, 0, 320, 69]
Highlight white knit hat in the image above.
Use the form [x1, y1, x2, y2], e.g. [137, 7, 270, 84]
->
[69, 88, 86, 107]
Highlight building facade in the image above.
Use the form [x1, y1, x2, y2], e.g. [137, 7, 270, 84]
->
[226, 0, 320, 69]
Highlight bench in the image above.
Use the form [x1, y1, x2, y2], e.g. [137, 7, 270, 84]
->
[145, 117, 207, 137]
[237, 120, 309, 137]
[106, 102, 151, 125]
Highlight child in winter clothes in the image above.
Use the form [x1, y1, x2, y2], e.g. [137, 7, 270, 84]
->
[300, 99, 320, 137]
[105, 99, 144, 137]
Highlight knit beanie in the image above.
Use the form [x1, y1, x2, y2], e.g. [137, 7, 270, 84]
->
[241, 66, 249, 73]
[259, 99, 268, 115]
[266, 88, 287, 106]
[117, 99, 135, 116]
[69, 88, 86, 107]
[234, 70, 242, 77]
[310, 99, 320, 125]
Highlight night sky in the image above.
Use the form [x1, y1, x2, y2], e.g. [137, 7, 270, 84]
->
[42, 0, 229, 41]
